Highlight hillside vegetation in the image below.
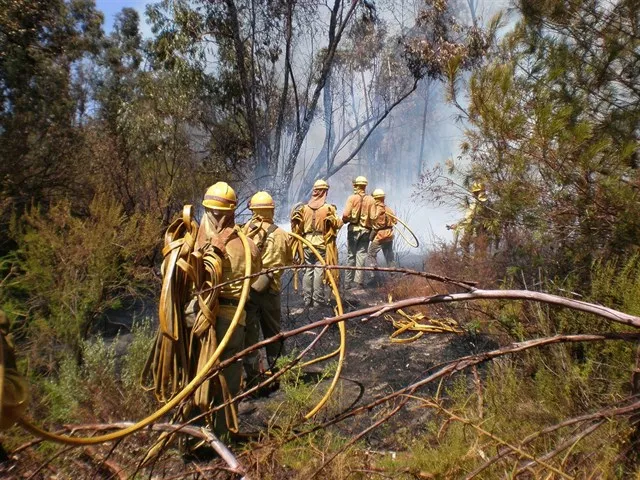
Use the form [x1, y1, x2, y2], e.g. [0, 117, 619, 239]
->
[1, 0, 639, 478]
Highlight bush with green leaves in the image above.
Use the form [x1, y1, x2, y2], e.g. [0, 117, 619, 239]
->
[7, 194, 160, 359]
[37, 319, 156, 425]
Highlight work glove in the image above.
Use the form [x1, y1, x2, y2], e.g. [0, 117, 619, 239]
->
[251, 273, 272, 293]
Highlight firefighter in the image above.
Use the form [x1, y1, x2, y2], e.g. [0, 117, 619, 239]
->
[242, 191, 291, 391]
[342, 176, 375, 288]
[291, 179, 342, 307]
[366, 189, 396, 283]
[193, 182, 261, 439]
[0, 309, 29, 431]
[447, 182, 488, 253]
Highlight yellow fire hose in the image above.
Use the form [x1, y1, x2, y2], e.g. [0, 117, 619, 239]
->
[18, 231, 253, 446]
[286, 231, 346, 419]
[143, 206, 198, 402]
[289, 208, 305, 291]
[387, 213, 420, 248]
[384, 296, 462, 343]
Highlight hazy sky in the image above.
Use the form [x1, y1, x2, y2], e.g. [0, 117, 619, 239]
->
[96, 0, 150, 35]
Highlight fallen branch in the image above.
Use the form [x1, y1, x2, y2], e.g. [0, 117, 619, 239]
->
[465, 398, 640, 479]
[83, 445, 126, 480]
[196, 264, 478, 295]
[515, 420, 605, 476]
[310, 398, 410, 479]
[35, 423, 249, 479]
[280, 333, 640, 450]
[416, 397, 573, 480]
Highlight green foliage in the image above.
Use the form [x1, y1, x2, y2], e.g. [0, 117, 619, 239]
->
[266, 355, 338, 430]
[121, 319, 155, 393]
[0, 0, 104, 246]
[37, 324, 156, 426]
[41, 354, 84, 424]
[431, 0, 640, 280]
[39, 335, 117, 424]
[8, 195, 159, 355]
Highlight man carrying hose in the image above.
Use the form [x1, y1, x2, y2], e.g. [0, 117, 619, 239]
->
[290, 179, 342, 308]
[242, 191, 291, 393]
[366, 188, 397, 284]
[342, 176, 376, 288]
[192, 182, 261, 439]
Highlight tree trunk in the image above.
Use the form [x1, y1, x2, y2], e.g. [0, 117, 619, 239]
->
[296, 70, 335, 203]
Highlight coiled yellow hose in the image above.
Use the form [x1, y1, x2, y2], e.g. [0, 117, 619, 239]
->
[387, 213, 420, 248]
[19, 231, 253, 445]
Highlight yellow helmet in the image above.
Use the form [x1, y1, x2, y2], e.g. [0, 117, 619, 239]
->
[372, 188, 385, 199]
[202, 182, 237, 210]
[313, 179, 329, 190]
[353, 176, 368, 186]
[471, 182, 485, 193]
[249, 191, 275, 209]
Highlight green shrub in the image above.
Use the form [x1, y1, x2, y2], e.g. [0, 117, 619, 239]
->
[37, 326, 157, 426]
[41, 354, 84, 423]
[8, 194, 160, 356]
[122, 318, 155, 392]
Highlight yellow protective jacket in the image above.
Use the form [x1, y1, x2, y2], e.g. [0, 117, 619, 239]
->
[371, 202, 396, 243]
[243, 217, 292, 294]
[342, 192, 375, 230]
[454, 198, 481, 237]
[195, 222, 261, 301]
[296, 202, 342, 248]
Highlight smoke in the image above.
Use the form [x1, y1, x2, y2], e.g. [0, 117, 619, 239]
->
[215, 0, 510, 261]
[283, 0, 510, 258]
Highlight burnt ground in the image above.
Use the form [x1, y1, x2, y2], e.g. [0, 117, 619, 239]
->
[236, 270, 499, 451]
[8, 265, 500, 479]
[90, 254, 501, 472]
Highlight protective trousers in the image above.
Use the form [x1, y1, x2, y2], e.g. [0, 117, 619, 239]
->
[303, 245, 326, 306]
[211, 305, 245, 440]
[243, 290, 283, 386]
[367, 240, 395, 283]
[345, 226, 370, 286]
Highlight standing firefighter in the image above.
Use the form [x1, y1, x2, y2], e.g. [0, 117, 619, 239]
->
[366, 189, 397, 283]
[447, 182, 488, 253]
[145, 181, 261, 447]
[192, 182, 261, 438]
[242, 191, 291, 391]
[290, 179, 341, 307]
[342, 176, 375, 288]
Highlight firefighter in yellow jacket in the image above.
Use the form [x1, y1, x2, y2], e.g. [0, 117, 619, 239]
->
[447, 182, 488, 252]
[291, 179, 342, 307]
[242, 191, 291, 390]
[366, 189, 397, 284]
[193, 182, 261, 438]
[342, 176, 376, 288]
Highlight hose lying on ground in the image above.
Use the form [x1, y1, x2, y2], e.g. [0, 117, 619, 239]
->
[386, 311, 462, 343]
[287, 231, 346, 419]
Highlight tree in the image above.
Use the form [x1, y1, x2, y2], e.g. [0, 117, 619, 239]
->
[294, 13, 423, 200]
[88, 7, 216, 224]
[0, 0, 103, 250]
[420, 0, 640, 277]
